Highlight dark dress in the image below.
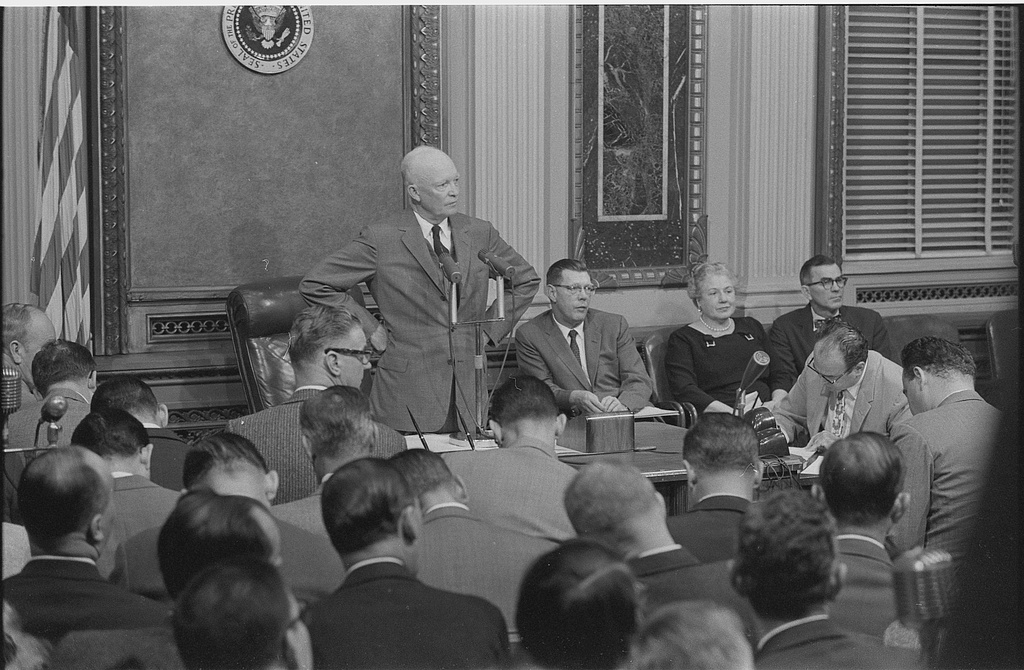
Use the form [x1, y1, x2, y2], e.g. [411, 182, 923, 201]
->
[665, 316, 783, 412]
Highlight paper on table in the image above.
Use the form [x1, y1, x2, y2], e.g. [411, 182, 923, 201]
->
[789, 446, 823, 476]
[634, 406, 680, 419]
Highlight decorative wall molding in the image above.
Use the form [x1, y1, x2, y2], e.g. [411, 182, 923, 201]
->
[147, 313, 230, 343]
[814, 5, 845, 261]
[410, 6, 441, 148]
[168, 406, 248, 424]
[857, 282, 1019, 305]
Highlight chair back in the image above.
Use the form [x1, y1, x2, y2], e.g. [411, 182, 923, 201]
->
[639, 325, 682, 405]
[986, 309, 1019, 381]
[884, 314, 960, 360]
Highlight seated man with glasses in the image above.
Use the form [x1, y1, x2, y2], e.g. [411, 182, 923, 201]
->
[772, 320, 909, 451]
[769, 255, 894, 392]
[515, 258, 653, 416]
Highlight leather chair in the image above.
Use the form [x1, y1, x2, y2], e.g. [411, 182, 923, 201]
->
[884, 313, 960, 359]
[637, 325, 698, 427]
[225, 276, 365, 414]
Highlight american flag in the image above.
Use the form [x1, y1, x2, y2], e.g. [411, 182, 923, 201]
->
[31, 7, 91, 346]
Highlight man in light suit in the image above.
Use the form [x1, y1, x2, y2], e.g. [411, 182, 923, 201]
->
[2, 302, 56, 399]
[301, 146, 540, 433]
[515, 258, 653, 416]
[769, 255, 894, 391]
[889, 337, 1001, 562]
[772, 320, 910, 450]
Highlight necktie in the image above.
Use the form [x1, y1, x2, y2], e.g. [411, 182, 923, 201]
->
[830, 389, 847, 437]
[569, 330, 582, 367]
[431, 224, 452, 259]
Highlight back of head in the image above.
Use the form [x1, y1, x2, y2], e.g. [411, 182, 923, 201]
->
[901, 336, 976, 380]
[683, 414, 758, 474]
[321, 458, 413, 556]
[71, 409, 149, 461]
[91, 375, 160, 420]
[299, 386, 374, 464]
[31, 339, 95, 396]
[388, 449, 460, 500]
[516, 538, 639, 670]
[814, 320, 868, 368]
[158, 490, 277, 598]
[799, 254, 838, 285]
[564, 461, 659, 543]
[173, 556, 294, 670]
[489, 375, 558, 427]
[183, 433, 269, 492]
[546, 258, 589, 286]
[630, 601, 754, 670]
[732, 490, 838, 620]
[819, 432, 903, 527]
[18, 446, 110, 546]
[287, 305, 361, 371]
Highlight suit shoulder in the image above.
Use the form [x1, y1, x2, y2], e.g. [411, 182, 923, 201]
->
[772, 305, 808, 328]
[517, 311, 553, 337]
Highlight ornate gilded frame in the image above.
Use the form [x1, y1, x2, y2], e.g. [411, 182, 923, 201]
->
[814, 5, 845, 262]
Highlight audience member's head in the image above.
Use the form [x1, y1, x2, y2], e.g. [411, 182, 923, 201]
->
[544, 259, 596, 329]
[816, 432, 907, 533]
[30, 339, 96, 397]
[900, 336, 978, 415]
[173, 556, 311, 670]
[630, 601, 754, 670]
[516, 538, 640, 670]
[18, 446, 113, 557]
[299, 386, 374, 479]
[91, 375, 167, 427]
[798, 255, 848, 316]
[389, 448, 467, 508]
[71, 409, 154, 478]
[809, 320, 868, 391]
[288, 305, 369, 388]
[682, 413, 761, 500]
[488, 375, 565, 447]
[4, 600, 51, 670]
[732, 490, 841, 621]
[183, 433, 279, 506]
[320, 458, 419, 567]
[2, 303, 56, 393]
[799, 254, 841, 287]
[158, 489, 281, 598]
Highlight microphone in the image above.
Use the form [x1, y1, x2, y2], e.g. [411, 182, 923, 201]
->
[438, 252, 463, 284]
[735, 351, 770, 415]
[477, 250, 515, 279]
[893, 547, 954, 665]
[2, 367, 22, 453]
[40, 394, 69, 449]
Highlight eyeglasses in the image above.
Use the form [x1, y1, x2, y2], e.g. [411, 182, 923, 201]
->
[803, 276, 848, 290]
[551, 283, 599, 296]
[806, 357, 858, 385]
[324, 347, 373, 364]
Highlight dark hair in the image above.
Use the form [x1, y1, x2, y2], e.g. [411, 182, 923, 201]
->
[489, 375, 558, 426]
[173, 556, 293, 670]
[732, 490, 838, 619]
[814, 320, 868, 368]
[30, 339, 95, 396]
[388, 449, 459, 500]
[901, 336, 976, 379]
[18, 446, 109, 543]
[546, 258, 589, 286]
[287, 305, 362, 370]
[516, 539, 639, 670]
[630, 601, 753, 670]
[72, 409, 150, 460]
[683, 413, 758, 473]
[321, 458, 413, 555]
[799, 254, 839, 286]
[91, 375, 160, 419]
[820, 432, 904, 526]
[183, 433, 269, 490]
[299, 386, 374, 462]
[158, 490, 276, 598]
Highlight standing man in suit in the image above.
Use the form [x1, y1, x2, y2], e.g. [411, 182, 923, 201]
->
[2, 303, 56, 399]
[769, 255, 894, 391]
[890, 336, 1001, 562]
[301, 146, 540, 433]
[772, 320, 909, 450]
[666, 414, 761, 563]
[227, 305, 404, 504]
[516, 258, 653, 416]
[814, 432, 907, 639]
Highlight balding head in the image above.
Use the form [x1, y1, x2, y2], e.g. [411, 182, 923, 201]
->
[400, 146, 459, 225]
[2, 304, 56, 392]
[564, 461, 664, 554]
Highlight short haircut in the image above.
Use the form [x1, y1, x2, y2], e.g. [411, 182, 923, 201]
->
[71, 409, 150, 460]
[564, 461, 659, 539]
[799, 254, 839, 285]
[2, 303, 44, 349]
[687, 261, 736, 302]
[630, 601, 754, 670]
[287, 305, 362, 370]
[321, 458, 413, 555]
[901, 336, 976, 380]
[388, 449, 460, 500]
[489, 375, 558, 426]
[299, 386, 374, 462]
[18, 446, 109, 543]
[546, 258, 589, 286]
[182, 433, 269, 490]
[732, 490, 838, 620]
[814, 320, 868, 368]
[683, 413, 758, 473]
[91, 375, 160, 418]
[173, 556, 293, 670]
[30, 339, 95, 396]
[158, 490, 277, 598]
[516, 538, 639, 670]
[820, 432, 904, 526]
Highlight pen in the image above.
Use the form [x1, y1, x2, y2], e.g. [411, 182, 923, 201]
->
[455, 407, 476, 450]
[407, 407, 430, 451]
[801, 445, 826, 472]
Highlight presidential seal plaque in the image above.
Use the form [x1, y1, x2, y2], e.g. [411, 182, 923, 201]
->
[222, 6, 314, 74]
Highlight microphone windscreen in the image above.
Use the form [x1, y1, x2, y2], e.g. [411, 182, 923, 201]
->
[1, 367, 21, 415]
[41, 395, 69, 423]
[439, 253, 463, 284]
[477, 250, 515, 278]
[893, 547, 955, 626]
[739, 350, 771, 389]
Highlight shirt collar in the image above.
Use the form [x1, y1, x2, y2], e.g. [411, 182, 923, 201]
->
[423, 501, 470, 515]
[141, 422, 162, 429]
[633, 543, 682, 560]
[835, 533, 887, 552]
[28, 555, 97, 566]
[111, 471, 134, 479]
[757, 614, 830, 651]
[343, 556, 405, 581]
[553, 317, 584, 342]
[413, 211, 450, 239]
[294, 384, 328, 393]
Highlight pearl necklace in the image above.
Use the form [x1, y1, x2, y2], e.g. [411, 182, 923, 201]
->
[699, 315, 732, 332]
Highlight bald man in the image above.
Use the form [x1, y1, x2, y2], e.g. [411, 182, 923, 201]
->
[301, 146, 540, 433]
[2, 303, 57, 398]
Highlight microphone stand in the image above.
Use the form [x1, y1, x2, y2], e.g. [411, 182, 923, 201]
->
[450, 276, 507, 435]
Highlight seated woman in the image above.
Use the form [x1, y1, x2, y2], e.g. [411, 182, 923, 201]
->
[666, 262, 786, 413]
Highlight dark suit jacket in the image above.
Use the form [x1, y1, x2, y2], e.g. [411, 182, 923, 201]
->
[3, 558, 169, 642]
[97, 475, 180, 578]
[830, 536, 897, 640]
[306, 562, 509, 669]
[756, 617, 915, 669]
[51, 626, 184, 670]
[666, 495, 750, 563]
[271, 489, 324, 536]
[515, 308, 653, 413]
[301, 211, 540, 432]
[146, 427, 190, 490]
